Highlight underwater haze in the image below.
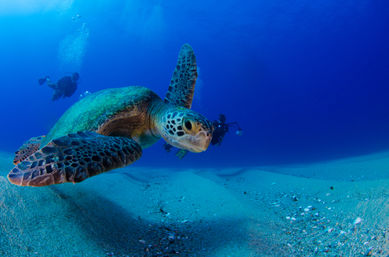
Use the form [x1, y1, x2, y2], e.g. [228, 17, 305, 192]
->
[2, 1, 389, 257]
[1, 0, 389, 168]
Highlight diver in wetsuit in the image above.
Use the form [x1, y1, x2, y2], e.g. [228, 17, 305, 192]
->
[39, 72, 80, 101]
[165, 114, 243, 159]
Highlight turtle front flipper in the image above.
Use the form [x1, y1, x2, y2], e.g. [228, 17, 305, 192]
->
[7, 131, 142, 187]
[14, 135, 46, 165]
[165, 43, 197, 108]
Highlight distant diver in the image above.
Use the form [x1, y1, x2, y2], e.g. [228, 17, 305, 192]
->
[39, 72, 80, 101]
[211, 114, 243, 146]
[164, 114, 243, 159]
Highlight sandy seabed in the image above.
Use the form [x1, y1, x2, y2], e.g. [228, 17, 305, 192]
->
[0, 151, 388, 256]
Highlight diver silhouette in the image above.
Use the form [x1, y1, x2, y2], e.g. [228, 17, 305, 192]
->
[210, 114, 242, 146]
[39, 72, 80, 101]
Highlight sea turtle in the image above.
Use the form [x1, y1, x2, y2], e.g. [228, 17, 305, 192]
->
[8, 44, 213, 187]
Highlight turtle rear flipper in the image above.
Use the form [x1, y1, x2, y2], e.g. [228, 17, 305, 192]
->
[14, 135, 46, 165]
[7, 131, 142, 187]
[165, 43, 197, 109]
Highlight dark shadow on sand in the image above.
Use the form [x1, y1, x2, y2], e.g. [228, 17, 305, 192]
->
[49, 185, 252, 257]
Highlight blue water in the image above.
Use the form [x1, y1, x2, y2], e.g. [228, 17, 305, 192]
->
[1, 0, 389, 168]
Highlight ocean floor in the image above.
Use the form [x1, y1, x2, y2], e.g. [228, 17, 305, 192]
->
[0, 151, 389, 256]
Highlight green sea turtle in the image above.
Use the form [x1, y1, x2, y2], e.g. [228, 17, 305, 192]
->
[8, 44, 213, 187]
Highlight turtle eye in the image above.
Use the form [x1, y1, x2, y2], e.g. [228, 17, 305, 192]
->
[184, 120, 192, 130]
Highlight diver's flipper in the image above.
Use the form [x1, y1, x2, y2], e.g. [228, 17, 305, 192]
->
[14, 136, 45, 165]
[7, 131, 142, 187]
[164, 44, 197, 109]
[38, 78, 46, 85]
[38, 76, 49, 85]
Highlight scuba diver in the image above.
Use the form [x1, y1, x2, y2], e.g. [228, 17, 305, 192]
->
[211, 114, 242, 146]
[164, 114, 243, 159]
[39, 72, 80, 101]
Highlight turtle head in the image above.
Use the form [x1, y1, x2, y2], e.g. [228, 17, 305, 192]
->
[156, 107, 213, 153]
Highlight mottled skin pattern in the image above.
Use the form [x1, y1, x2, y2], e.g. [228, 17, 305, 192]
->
[7, 44, 213, 187]
[165, 44, 197, 109]
[158, 106, 213, 152]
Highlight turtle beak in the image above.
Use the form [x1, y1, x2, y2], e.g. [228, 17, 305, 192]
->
[187, 131, 211, 153]
[167, 132, 211, 153]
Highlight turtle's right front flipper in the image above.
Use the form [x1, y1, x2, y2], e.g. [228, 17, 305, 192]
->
[7, 131, 142, 187]
[165, 43, 197, 109]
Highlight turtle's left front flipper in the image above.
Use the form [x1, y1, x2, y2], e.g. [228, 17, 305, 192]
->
[7, 131, 142, 187]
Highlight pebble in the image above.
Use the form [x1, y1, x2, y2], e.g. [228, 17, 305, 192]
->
[262, 184, 388, 256]
[353, 217, 362, 225]
[168, 232, 176, 241]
